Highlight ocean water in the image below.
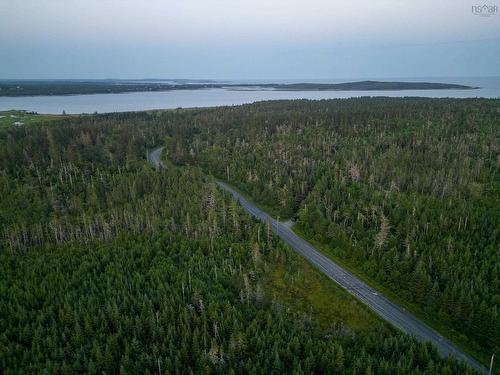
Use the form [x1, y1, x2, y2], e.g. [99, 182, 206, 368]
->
[0, 76, 498, 114]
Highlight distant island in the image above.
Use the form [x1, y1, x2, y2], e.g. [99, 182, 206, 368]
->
[0, 79, 477, 97]
[269, 80, 477, 91]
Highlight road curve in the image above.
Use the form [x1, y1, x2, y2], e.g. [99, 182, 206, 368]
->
[148, 147, 166, 168]
[148, 146, 486, 374]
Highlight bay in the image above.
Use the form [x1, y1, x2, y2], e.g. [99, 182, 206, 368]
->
[1, 76, 499, 114]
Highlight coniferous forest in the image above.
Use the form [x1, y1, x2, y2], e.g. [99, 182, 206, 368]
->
[1, 97, 498, 374]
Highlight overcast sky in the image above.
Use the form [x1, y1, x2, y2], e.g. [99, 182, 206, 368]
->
[1, 0, 499, 79]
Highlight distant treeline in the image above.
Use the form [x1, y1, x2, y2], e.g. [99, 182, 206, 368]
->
[0, 79, 475, 96]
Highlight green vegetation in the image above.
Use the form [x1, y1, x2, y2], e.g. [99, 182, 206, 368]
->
[264, 252, 377, 332]
[0, 110, 69, 128]
[0, 107, 481, 373]
[167, 98, 499, 370]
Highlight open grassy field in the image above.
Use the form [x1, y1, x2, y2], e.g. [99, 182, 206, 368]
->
[0, 110, 70, 128]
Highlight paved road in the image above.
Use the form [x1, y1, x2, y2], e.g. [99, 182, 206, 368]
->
[149, 147, 487, 374]
[148, 147, 166, 168]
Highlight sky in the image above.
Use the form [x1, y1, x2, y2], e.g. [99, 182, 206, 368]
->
[1, 0, 499, 79]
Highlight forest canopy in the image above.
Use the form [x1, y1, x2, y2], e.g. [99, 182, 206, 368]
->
[1, 97, 496, 374]
[166, 97, 500, 367]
